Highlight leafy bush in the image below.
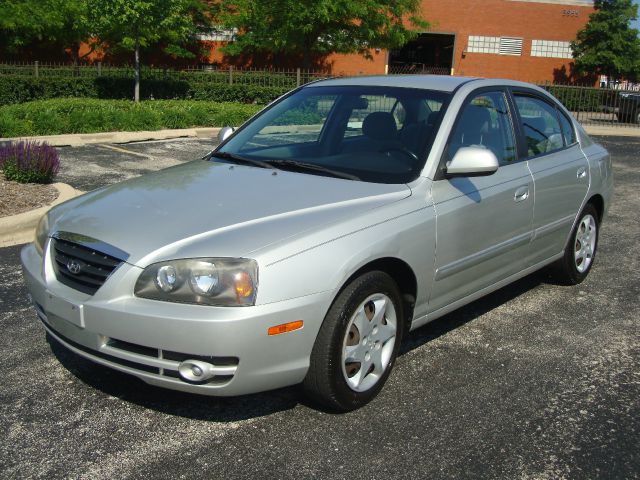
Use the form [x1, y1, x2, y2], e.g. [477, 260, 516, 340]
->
[0, 141, 60, 183]
[0, 98, 263, 137]
[0, 75, 291, 105]
[544, 85, 615, 112]
[188, 83, 289, 103]
[0, 77, 99, 105]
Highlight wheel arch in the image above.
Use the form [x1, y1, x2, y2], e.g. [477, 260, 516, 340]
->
[338, 257, 418, 336]
[587, 194, 605, 222]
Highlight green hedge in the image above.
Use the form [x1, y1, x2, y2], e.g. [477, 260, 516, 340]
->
[0, 98, 263, 137]
[0, 75, 291, 105]
[544, 85, 618, 112]
[0, 64, 317, 87]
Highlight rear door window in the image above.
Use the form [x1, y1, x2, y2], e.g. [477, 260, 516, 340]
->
[514, 95, 565, 157]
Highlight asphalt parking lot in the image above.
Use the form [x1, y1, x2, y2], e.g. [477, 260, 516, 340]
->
[0, 136, 638, 479]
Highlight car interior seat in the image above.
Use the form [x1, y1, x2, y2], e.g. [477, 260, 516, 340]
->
[362, 112, 399, 142]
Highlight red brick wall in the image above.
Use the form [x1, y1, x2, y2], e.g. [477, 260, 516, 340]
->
[328, 0, 594, 82]
[325, 50, 388, 76]
[427, 0, 593, 82]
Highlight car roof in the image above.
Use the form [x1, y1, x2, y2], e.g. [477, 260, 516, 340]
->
[307, 75, 477, 92]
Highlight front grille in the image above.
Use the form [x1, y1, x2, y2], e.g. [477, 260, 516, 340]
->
[51, 236, 125, 295]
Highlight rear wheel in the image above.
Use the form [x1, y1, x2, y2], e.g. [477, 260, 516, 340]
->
[303, 271, 404, 411]
[552, 203, 599, 285]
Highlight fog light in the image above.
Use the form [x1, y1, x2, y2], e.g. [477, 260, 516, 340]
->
[178, 359, 215, 382]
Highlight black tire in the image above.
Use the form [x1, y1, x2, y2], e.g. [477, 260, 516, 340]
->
[551, 203, 599, 285]
[303, 271, 404, 411]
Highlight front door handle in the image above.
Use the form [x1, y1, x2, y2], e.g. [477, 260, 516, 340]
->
[577, 166, 587, 179]
[514, 186, 529, 202]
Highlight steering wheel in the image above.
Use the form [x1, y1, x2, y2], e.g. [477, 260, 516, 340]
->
[379, 146, 419, 162]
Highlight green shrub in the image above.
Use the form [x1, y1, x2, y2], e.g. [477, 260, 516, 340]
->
[0, 98, 263, 137]
[0, 77, 98, 105]
[188, 83, 289, 103]
[0, 75, 291, 105]
[544, 85, 613, 112]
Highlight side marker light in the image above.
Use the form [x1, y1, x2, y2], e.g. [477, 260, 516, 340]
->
[268, 320, 304, 336]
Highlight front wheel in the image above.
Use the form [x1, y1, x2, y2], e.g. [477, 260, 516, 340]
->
[303, 271, 404, 411]
[552, 203, 599, 285]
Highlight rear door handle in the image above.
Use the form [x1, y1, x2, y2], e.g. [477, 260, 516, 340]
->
[514, 186, 529, 202]
[577, 166, 587, 179]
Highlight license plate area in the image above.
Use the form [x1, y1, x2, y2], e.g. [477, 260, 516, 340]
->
[45, 291, 84, 328]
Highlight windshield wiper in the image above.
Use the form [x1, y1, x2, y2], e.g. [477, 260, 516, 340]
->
[267, 159, 360, 181]
[207, 151, 276, 170]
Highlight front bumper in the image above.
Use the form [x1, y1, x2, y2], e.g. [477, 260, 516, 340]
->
[21, 242, 333, 396]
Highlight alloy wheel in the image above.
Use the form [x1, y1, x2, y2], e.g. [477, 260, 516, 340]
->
[574, 214, 597, 273]
[341, 293, 397, 392]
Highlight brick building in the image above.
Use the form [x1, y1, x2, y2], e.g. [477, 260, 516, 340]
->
[332, 0, 594, 81]
[206, 0, 594, 82]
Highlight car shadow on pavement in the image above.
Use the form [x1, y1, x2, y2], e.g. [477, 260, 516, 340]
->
[400, 269, 550, 355]
[47, 268, 558, 419]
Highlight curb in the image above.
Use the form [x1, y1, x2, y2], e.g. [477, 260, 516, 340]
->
[583, 125, 640, 137]
[0, 128, 222, 147]
[1, 124, 638, 148]
[0, 183, 84, 248]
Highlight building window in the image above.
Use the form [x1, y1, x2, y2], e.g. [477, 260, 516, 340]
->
[531, 40, 573, 59]
[467, 36, 523, 56]
[468, 36, 500, 54]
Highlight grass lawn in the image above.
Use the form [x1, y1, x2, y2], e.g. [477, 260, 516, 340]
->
[0, 98, 263, 138]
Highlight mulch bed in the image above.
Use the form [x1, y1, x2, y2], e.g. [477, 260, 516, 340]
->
[0, 177, 59, 218]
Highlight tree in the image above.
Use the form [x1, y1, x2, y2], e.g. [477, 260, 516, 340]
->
[571, 0, 640, 82]
[0, 0, 94, 64]
[91, 0, 212, 102]
[216, 0, 429, 69]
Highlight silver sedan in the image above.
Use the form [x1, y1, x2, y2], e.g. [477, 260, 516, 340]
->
[21, 76, 613, 411]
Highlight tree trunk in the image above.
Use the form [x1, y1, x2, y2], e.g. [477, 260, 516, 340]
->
[71, 44, 81, 77]
[302, 43, 312, 71]
[134, 37, 140, 103]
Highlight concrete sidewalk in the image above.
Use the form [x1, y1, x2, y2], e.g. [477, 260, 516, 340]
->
[1, 127, 222, 147]
[1, 124, 638, 148]
[583, 125, 640, 137]
[0, 183, 84, 247]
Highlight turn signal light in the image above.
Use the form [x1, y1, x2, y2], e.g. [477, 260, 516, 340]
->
[234, 271, 253, 299]
[268, 320, 304, 336]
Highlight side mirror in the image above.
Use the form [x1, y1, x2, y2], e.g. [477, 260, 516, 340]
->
[217, 126, 235, 144]
[445, 146, 499, 177]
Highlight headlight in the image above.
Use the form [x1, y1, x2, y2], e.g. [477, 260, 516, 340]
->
[134, 258, 258, 306]
[34, 214, 49, 255]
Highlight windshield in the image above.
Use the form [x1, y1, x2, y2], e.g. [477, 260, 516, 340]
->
[217, 85, 450, 184]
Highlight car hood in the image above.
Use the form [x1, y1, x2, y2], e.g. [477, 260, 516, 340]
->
[49, 160, 411, 266]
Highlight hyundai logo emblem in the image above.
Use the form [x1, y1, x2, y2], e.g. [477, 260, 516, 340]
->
[66, 259, 82, 275]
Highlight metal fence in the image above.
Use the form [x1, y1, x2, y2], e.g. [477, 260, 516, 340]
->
[541, 83, 640, 128]
[1, 61, 639, 127]
[0, 62, 325, 87]
[387, 64, 451, 76]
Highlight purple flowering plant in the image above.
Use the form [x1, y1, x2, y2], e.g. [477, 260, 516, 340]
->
[0, 141, 60, 184]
